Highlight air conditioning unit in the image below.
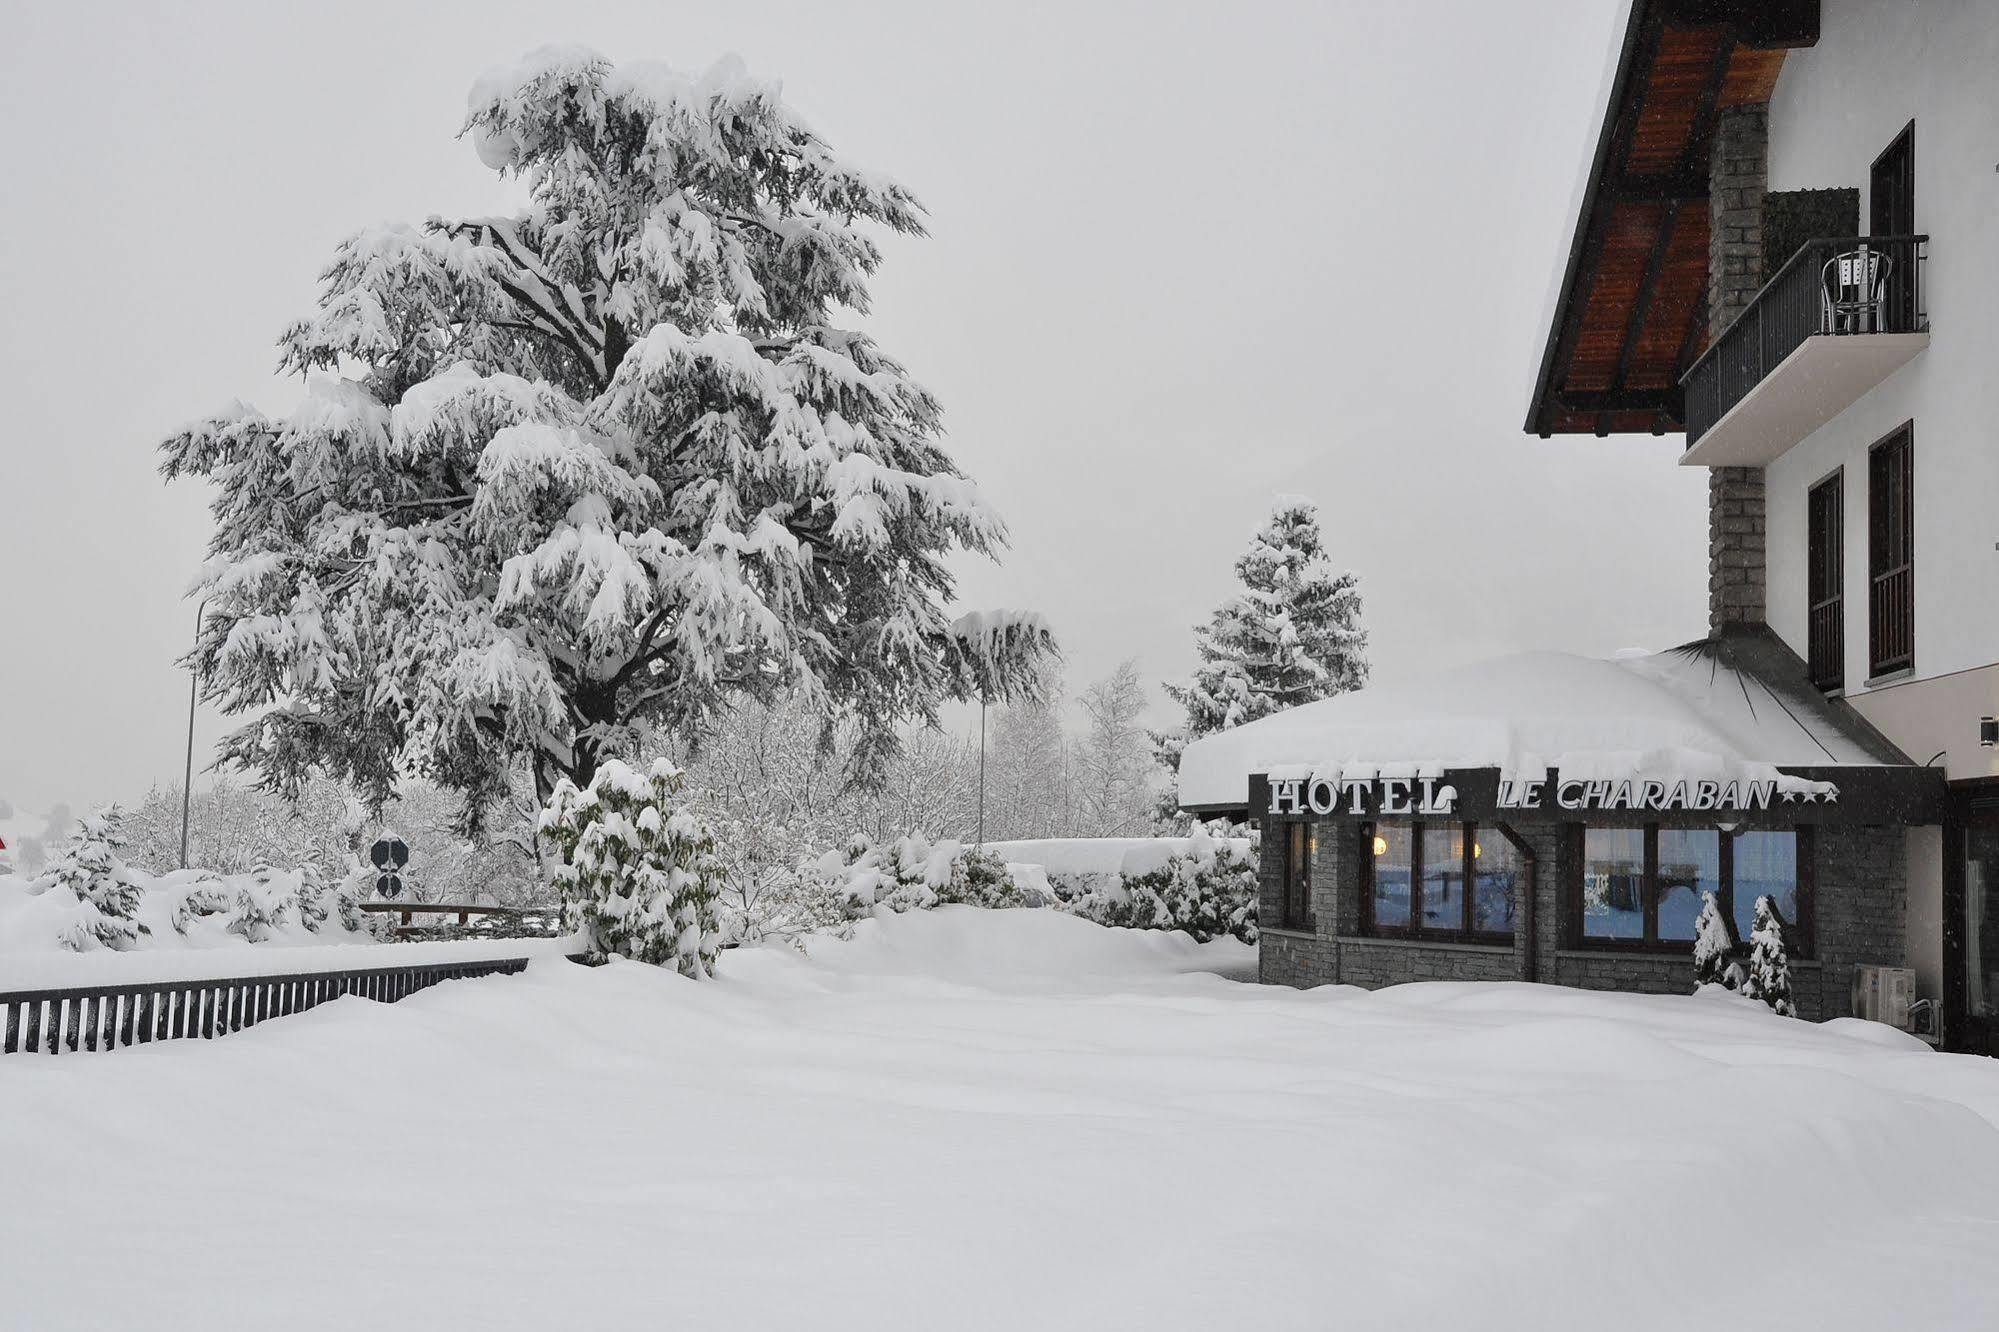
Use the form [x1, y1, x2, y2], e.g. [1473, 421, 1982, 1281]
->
[1851, 964, 1916, 1030]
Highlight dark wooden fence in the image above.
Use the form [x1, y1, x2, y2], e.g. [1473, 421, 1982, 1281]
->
[0, 956, 531, 1056]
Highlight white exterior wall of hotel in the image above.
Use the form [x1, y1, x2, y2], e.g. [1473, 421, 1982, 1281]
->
[1760, 0, 1999, 781]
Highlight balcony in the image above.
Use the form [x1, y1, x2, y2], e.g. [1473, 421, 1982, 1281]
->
[1681, 235, 1928, 466]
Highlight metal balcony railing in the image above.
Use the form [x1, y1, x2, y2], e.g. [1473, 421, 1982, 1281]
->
[1807, 595, 1843, 693]
[1683, 235, 1928, 448]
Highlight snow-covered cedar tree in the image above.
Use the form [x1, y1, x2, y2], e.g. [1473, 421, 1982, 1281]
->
[1070, 827, 1258, 944]
[159, 48, 1056, 833]
[36, 807, 152, 952]
[539, 758, 724, 975]
[1742, 895, 1797, 1017]
[1691, 890, 1745, 991]
[1154, 497, 1367, 818]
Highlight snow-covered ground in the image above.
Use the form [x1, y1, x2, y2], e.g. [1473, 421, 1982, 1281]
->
[7, 908, 1999, 1330]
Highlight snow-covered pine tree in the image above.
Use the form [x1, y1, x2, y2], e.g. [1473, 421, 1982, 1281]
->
[1742, 895, 1796, 1017]
[1155, 497, 1367, 814]
[161, 49, 1054, 830]
[1692, 889, 1745, 990]
[539, 758, 724, 975]
[37, 808, 150, 952]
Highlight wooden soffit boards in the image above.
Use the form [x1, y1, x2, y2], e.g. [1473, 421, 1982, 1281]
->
[1524, 0, 1817, 439]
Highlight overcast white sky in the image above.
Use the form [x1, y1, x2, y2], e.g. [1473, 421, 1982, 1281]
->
[0, 0, 1706, 819]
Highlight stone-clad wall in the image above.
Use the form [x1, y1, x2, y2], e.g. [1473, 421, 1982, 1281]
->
[1258, 817, 1906, 1024]
[1708, 102, 1770, 635]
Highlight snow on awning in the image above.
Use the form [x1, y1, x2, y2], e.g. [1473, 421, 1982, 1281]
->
[1177, 644, 1908, 813]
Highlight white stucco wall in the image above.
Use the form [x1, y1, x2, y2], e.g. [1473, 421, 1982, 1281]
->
[1760, 0, 1999, 777]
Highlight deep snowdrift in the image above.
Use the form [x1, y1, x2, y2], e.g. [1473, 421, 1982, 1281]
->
[5, 908, 1999, 1331]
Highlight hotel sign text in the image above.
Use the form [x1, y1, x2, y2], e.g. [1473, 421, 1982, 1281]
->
[1266, 774, 1838, 817]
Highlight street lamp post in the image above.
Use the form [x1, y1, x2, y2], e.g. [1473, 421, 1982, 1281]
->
[179, 598, 209, 870]
[976, 694, 987, 848]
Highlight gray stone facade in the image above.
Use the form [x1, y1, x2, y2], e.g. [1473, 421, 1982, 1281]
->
[1709, 466, 1767, 632]
[1707, 102, 1770, 634]
[1257, 816, 1906, 1024]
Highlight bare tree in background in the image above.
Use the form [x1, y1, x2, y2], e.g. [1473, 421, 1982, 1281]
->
[1074, 660, 1156, 837]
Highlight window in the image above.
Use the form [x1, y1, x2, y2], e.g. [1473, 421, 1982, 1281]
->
[1731, 830, 1805, 945]
[1364, 821, 1516, 941]
[1471, 828, 1523, 934]
[1279, 823, 1313, 930]
[1868, 425, 1913, 677]
[1654, 829, 1721, 941]
[1571, 825, 1809, 954]
[1807, 471, 1843, 691]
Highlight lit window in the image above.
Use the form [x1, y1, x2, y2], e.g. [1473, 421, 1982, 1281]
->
[1366, 821, 1514, 941]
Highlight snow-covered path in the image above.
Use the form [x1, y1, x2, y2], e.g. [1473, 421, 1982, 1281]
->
[6, 909, 1999, 1331]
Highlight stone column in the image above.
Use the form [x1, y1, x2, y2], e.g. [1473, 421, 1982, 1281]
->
[1707, 103, 1769, 634]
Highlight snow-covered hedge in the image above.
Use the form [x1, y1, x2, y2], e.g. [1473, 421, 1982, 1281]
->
[0, 807, 380, 955]
[737, 831, 1257, 948]
[820, 834, 1053, 915]
[1054, 828, 1259, 945]
[983, 834, 1255, 904]
[539, 759, 724, 977]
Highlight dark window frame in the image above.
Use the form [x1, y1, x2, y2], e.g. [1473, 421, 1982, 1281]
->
[1867, 423, 1914, 678]
[1565, 823, 1813, 957]
[1360, 820, 1517, 943]
[1807, 468, 1844, 692]
[1279, 822, 1313, 931]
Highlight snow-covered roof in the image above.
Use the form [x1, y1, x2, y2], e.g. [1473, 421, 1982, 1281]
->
[1178, 641, 1912, 812]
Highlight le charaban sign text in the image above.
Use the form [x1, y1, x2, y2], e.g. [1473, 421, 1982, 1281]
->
[1266, 775, 1838, 817]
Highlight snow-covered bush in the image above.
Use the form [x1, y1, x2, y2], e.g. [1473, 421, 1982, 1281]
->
[714, 860, 854, 949]
[295, 863, 371, 935]
[1066, 827, 1258, 944]
[1742, 895, 1796, 1017]
[0, 827, 383, 956]
[1692, 890, 1745, 991]
[226, 864, 304, 943]
[539, 759, 724, 976]
[811, 833, 1052, 925]
[34, 808, 151, 952]
[165, 872, 233, 935]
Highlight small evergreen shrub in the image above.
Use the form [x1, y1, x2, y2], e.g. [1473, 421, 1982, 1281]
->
[1742, 895, 1797, 1017]
[37, 807, 151, 952]
[228, 863, 303, 943]
[539, 759, 725, 977]
[1691, 890, 1746, 991]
